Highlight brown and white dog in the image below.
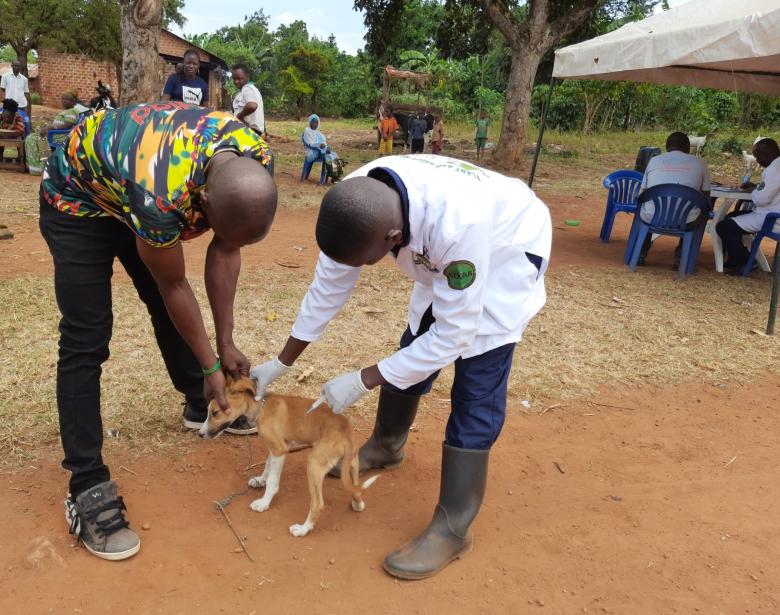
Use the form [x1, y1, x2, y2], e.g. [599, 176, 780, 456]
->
[199, 377, 378, 537]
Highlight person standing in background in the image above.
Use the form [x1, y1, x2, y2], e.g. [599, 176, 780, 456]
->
[408, 112, 427, 154]
[430, 115, 444, 154]
[475, 110, 490, 161]
[162, 50, 209, 106]
[231, 63, 265, 137]
[1, 60, 30, 122]
[378, 106, 399, 156]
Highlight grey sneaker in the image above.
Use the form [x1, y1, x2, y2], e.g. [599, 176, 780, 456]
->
[226, 414, 258, 435]
[65, 480, 140, 561]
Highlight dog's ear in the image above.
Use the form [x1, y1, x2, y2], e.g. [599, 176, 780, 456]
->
[228, 376, 257, 398]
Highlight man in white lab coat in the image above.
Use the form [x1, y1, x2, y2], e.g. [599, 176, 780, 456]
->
[251, 155, 551, 579]
[717, 138, 780, 273]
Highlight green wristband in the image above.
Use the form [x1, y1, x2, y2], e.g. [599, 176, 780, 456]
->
[202, 358, 221, 376]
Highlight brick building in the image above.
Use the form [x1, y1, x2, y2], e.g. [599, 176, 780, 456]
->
[36, 30, 227, 109]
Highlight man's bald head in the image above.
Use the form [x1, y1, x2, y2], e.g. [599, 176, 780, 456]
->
[753, 138, 780, 169]
[205, 156, 277, 246]
[316, 176, 404, 266]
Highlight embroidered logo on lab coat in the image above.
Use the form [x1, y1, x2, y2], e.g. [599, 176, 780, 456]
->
[444, 260, 476, 290]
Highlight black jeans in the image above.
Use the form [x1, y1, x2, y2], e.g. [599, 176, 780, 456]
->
[716, 214, 751, 268]
[39, 198, 205, 497]
[410, 138, 424, 154]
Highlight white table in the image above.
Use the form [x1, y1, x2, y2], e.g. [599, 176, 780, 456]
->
[706, 186, 770, 273]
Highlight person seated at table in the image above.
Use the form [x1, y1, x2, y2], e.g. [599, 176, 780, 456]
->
[38, 91, 86, 146]
[638, 132, 711, 266]
[716, 138, 780, 274]
[0, 98, 26, 161]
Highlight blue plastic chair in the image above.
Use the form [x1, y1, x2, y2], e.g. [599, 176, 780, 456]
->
[625, 184, 712, 279]
[47, 113, 86, 150]
[300, 134, 327, 185]
[741, 212, 780, 276]
[600, 170, 643, 242]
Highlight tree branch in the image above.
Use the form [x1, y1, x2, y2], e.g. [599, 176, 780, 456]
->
[547, 0, 607, 46]
[476, 0, 522, 47]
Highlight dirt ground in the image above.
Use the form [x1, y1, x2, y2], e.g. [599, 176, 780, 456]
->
[1, 136, 779, 614]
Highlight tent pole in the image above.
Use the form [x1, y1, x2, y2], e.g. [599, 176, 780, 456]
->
[528, 75, 556, 189]
[767, 244, 780, 334]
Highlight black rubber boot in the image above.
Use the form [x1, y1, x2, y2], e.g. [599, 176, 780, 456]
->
[383, 443, 489, 580]
[329, 387, 419, 478]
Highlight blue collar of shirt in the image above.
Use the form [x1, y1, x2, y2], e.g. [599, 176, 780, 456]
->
[367, 166, 411, 250]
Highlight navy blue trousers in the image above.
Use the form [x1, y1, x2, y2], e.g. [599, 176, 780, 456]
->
[384, 306, 515, 450]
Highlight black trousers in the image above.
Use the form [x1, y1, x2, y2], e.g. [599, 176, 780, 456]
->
[39, 199, 205, 497]
[716, 214, 751, 268]
[410, 138, 424, 154]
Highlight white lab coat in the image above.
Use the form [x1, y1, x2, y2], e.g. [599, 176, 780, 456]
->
[291, 155, 552, 390]
[735, 157, 780, 233]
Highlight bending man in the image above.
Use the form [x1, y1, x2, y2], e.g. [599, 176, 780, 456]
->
[40, 101, 277, 561]
[251, 154, 550, 579]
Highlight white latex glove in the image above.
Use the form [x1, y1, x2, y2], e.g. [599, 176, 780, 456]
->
[321, 370, 369, 414]
[250, 357, 291, 401]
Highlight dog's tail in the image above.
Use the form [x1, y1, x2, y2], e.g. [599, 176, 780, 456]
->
[339, 447, 380, 495]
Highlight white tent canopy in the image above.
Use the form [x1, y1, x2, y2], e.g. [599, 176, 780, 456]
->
[553, 0, 780, 95]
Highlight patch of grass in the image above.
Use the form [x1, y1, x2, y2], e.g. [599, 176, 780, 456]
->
[2, 266, 777, 465]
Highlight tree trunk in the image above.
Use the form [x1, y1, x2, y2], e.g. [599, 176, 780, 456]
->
[492, 47, 543, 170]
[119, 0, 164, 105]
[12, 44, 31, 76]
[622, 99, 632, 131]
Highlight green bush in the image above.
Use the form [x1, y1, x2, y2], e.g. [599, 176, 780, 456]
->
[710, 135, 743, 155]
[30, 92, 42, 105]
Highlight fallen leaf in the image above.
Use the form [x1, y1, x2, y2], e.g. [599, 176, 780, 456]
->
[361, 307, 385, 314]
[266, 311, 277, 322]
[296, 367, 314, 383]
[275, 261, 301, 269]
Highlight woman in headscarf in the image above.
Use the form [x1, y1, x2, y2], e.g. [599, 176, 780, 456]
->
[301, 114, 329, 185]
[38, 91, 83, 147]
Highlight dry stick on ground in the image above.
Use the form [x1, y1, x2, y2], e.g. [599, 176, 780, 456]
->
[119, 465, 139, 476]
[213, 500, 255, 563]
[587, 401, 637, 412]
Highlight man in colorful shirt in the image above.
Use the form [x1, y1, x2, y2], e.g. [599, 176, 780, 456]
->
[39, 101, 277, 561]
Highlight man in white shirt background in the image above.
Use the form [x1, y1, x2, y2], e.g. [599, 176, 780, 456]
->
[231, 63, 265, 137]
[0, 60, 30, 121]
[637, 132, 711, 266]
[716, 138, 780, 273]
[249, 155, 551, 580]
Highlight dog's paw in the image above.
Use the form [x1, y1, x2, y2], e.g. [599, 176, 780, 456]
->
[289, 522, 313, 537]
[250, 498, 271, 512]
[248, 475, 266, 489]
